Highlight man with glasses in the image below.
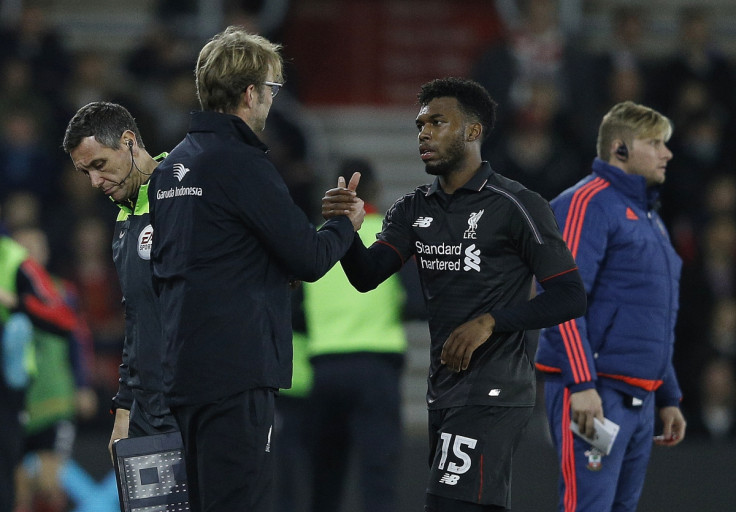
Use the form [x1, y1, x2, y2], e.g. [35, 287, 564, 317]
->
[263, 81, 283, 98]
[148, 26, 365, 512]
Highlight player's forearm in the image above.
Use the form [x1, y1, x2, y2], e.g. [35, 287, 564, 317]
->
[492, 270, 586, 332]
[340, 234, 402, 292]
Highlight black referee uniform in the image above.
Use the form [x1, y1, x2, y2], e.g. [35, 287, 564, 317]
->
[111, 154, 179, 435]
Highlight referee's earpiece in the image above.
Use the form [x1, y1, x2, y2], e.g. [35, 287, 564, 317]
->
[126, 139, 133, 149]
[615, 143, 628, 161]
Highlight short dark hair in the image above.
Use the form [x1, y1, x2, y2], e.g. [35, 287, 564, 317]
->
[63, 101, 145, 153]
[417, 77, 497, 141]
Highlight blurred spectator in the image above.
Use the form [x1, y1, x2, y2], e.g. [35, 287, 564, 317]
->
[124, 23, 198, 152]
[0, 108, 60, 208]
[0, 219, 77, 512]
[705, 174, 736, 219]
[63, 52, 157, 154]
[662, 103, 729, 228]
[710, 298, 736, 359]
[124, 24, 195, 85]
[274, 284, 312, 512]
[675, 214, 736, 422]
[0, 3, 72, 106]
[606, 65, 645, 106]
[12, 225, 97, 512]
[689, 357, 736, 441]
[471, 0, 594, 150]
[588, 6, 657, 148]
[669, 173, 736, 268]
[68, 217, 124, 394]
[0, 191, 42, 235]
[138, 67, 199, 153]
[698, 215, 736, 301]
[651, 7, 736, 119]
[303, 159, 408, 512]
[262, 94, 320, 221]
[41, 161, 119, 277]
[595, 6, 654, 84]
[0, 57, 66, 144]
[486, 80, 585, 200]
[223, 0, 291, 42]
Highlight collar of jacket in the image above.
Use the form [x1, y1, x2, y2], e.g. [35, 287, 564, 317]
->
[112, 152, 167, 217]
[426, 161, 494, 196]
[188, 110, 269, 153]
[591, 157, 661, 210]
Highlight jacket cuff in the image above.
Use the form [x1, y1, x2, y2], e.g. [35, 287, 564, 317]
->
[655, 395, 682, 408]
[110, 393, 133, 415]
[568, 380, 596, 394]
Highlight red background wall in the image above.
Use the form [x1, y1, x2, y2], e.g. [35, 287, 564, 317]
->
[282, 0, 504, 105]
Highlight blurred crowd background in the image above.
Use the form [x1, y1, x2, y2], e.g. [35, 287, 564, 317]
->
[2, 0, 736, 500]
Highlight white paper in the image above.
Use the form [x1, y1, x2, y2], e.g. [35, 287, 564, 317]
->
[569, 417, 620, 455]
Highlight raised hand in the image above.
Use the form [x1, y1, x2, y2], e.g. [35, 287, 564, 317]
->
[322, 172, 365, 231]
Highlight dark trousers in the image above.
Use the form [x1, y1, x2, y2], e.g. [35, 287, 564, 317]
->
[307, 353, 403, 512]
[172, 388, 276, 512]
[273, 395, 310, 512]
[0, 390, 24, 512]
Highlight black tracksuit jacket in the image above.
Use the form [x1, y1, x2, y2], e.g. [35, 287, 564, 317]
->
[148, 111, 354, 407]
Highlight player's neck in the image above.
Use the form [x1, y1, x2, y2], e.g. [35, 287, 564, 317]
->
[439, 157, 482, 194]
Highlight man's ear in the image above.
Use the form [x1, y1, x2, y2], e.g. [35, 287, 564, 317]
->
[242, 84, 257, 109]
[612, 139, 629, 162]
[466, 122, 482, 142]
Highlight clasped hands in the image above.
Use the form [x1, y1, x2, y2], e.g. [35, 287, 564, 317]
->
[322, 172, 365, 231]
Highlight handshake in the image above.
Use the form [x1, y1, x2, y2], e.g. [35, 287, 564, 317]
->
[321, 172, 365, 232]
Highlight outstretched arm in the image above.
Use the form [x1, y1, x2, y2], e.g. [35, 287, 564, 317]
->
[340, 236, 403, 292]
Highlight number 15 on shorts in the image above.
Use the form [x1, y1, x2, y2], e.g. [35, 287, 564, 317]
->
[437, 432, 478, 485]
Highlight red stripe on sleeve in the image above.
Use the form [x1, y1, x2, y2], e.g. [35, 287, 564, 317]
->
[562, 178, 609, 258]
[561, 319, 592, 383]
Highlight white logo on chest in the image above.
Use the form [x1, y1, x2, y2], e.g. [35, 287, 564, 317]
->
[137, 224, 153, 260]
[463, 244, 481, 272]
[463, 210, 484, 239]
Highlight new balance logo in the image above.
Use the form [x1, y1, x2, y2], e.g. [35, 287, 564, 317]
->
[413, 217, 433, 228]
[439, 473, 461, 486]
[625, 207, 638, 220]
[173, 163, 190, 182]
